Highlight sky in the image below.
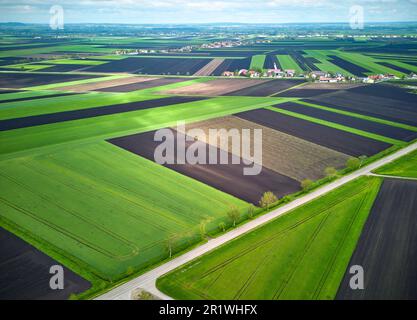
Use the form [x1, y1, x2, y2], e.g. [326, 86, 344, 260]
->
[1, 0, 417, 24]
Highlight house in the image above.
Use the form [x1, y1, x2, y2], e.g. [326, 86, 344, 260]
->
[248, 70, 260, 78]
[364, 74, 383, 83]
[222, 71, 234, 77]
[310, 71, 327, 79]
[285, 69, 296, 77]
[238, 69, 248, 76]
[266, 68, 284, 77]
[319, 76, 337, 83]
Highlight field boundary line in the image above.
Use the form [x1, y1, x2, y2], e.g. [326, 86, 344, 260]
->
[266, 106, 404, 146]
[96, 141, 417, 300]
[295, 100, 417, 133]
[367, 173, 417, 181]
[268, 81, 307, 97]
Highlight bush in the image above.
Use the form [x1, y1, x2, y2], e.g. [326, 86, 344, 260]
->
[346, 157, 361, 170]
[247, 205, 256, 219]
[259, 191, 278, 209]
[301, 179, 314, 191]
[325, 166, 338, 178]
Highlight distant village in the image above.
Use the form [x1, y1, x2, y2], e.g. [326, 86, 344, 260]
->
[221, 66, 417, 84]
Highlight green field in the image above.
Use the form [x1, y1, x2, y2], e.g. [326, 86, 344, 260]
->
[250, 55, 266, 70]
[374, 149, 417, 178]
[157, 176, 381, 300]
[0, 142, 247, 284]
[276, 55, 303, 73]
[0, 96, 282, 156]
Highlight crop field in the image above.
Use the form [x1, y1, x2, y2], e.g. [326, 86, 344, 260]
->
[236, 109, 391, 157]
[337, 179, 417, 300]
[109, 130, 300, 204]
[85, 57, 211, 75]
[225, 79, 305, 97]
[278, 102, 417, 142]
[157, 177, 381, 300]
[54, 76, 159, 92]
[0, 96, 207, 131]
[0, 142, 247, 282]
[97, 78, 189, 92]
[211, 58, 252, 76]
[274, 83, 362, 98]
[375, 149, 417, 178]
[0, 72, 103, 89]
[303, 83, 417, 127]
[0, 34, 416, 300]
[0, 96, 277, 155]
[0, 227, 91, 300]
[162, 78, 266, 96]
[180, 116, 350, 181]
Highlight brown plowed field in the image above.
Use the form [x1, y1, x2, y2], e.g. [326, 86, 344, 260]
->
[178, 116, 350, 181]
[54, 76, 157, 92]
[0, 227, 91, 300]
[337, 179, 417, 300]
[236, 108, 391, 157]
[162, 78, 265, 96]
[193, 59, 225, 76]
[108, 130, 300, 204]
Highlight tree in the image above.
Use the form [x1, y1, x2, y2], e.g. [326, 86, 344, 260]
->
[218, 222, 226, 233]
[227, 206, 241, 227]
[165, 233, 179, 258]
[247, 204, 256, 219]
[301, 179, 314, 191]
[358, 155, 368, 168]
[259, 191, 278, 209]
[346, 157, 361, 170]
[325, 166, 338, 178]
[199, 217, 213, 239]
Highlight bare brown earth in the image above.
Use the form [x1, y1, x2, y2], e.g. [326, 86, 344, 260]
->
[109, 130, 300, 204]
[193, 59, 225, 76]
[337, 179, 417, 300]
[177, 116, 350, 181]
[0, 227, 91, 300]
[162, 78, 266, 96]
[53, 76, 157, 92]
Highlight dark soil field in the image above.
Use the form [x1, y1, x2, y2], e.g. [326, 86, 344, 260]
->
[37, 64, 88, 73]
[377, 62, 412, 74]
[108, 130, 300, 204]
[97, 78, 188, 92]
[337, 179, 417, 300]
[212, 58, 252, 76]
[264, 54, 281, 69]
[0, 73, 103, 89]
[278, 102, 417, 142]
[225, 79, 304, 96]
[86, 57, 210, 75]
[290, 51, 317, 71]
[0, 89, 23, 94]
[275, 88, 335, 98]
[328, 55, 370, 77]
[0, 96, 206, 131]
[0, 227, 90, 300]
[236, 108, 391, 157]
[0, 92, 78, 104]
[307, 87, 417, 127]
[349, 83, 417, 104]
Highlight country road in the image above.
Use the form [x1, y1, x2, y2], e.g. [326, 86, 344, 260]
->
[96, 142, 417, 300]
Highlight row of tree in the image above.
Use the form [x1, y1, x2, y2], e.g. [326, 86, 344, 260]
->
[162, 155, 369, 259]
